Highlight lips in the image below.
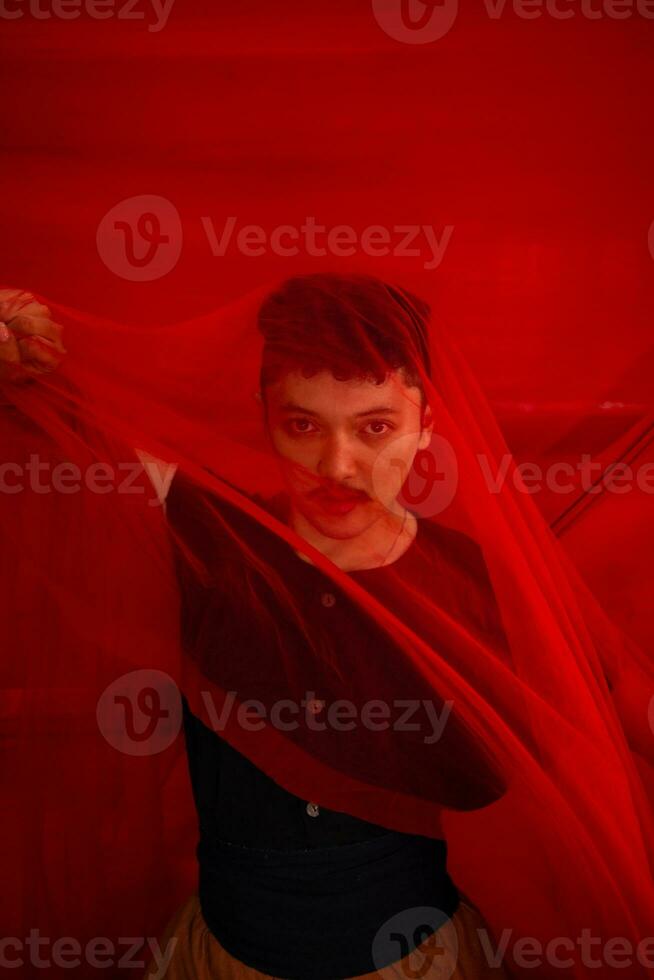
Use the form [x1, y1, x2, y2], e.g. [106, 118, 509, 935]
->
[312, 490, 367, 514]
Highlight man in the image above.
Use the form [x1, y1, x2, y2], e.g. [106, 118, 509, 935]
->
[0, 277, 511, 978]
[157, 275, 512, 979]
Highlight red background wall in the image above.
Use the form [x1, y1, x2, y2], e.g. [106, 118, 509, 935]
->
[1, 1, 653, 969]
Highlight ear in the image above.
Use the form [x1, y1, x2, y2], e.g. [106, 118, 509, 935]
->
[417, 401, 433, 451]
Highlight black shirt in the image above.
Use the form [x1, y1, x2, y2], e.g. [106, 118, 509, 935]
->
[166, 475, 506, 978]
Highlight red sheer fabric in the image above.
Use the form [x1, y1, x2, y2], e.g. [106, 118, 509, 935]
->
[2, 273, 654, 978]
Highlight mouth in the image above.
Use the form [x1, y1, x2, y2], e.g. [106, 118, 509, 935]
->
[311, 489, 368, 516]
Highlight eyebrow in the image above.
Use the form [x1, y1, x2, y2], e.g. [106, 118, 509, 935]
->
[280, 401, 400, 418]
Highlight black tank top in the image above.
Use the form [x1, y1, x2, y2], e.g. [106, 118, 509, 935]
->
[182, 697, 459, 979]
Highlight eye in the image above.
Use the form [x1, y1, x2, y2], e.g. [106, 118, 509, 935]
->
[286, 418, 318, 435]
[362, 420, 394, 437]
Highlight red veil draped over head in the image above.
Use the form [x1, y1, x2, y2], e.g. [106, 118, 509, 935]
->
[1, 272, 654, 979]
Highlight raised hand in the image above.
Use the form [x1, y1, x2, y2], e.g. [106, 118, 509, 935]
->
[0, 289, 66, 384]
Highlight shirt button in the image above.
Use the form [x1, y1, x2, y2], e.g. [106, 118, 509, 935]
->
[306, 802, 320, 818]
[320, 592, 336, 608]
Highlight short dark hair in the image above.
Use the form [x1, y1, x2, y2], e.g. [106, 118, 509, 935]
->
[257, 273, 431, 405]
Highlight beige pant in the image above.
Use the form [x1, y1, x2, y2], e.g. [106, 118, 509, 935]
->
[143, 892, 510, 980]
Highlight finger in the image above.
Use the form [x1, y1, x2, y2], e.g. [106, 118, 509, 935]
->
[23, 360, 60, 377]
[0, 289, 33, 307]
[0, 290, 36, 321]
[17, 336, 64, 372]
[0, 322, 21, 364]
[9, 316, 67, 354]
[13, 301, 52, 321]
[0, 324, 27, 383]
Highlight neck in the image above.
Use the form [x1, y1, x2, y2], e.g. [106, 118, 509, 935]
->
[289, 503, 417, 572]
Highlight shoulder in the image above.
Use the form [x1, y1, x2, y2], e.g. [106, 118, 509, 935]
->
[166, 470, 282, 555]
[414, 518, 510, 655]
[417, 518, 491, 585]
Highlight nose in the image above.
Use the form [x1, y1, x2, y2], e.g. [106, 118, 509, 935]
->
[317, 433, 358, 484]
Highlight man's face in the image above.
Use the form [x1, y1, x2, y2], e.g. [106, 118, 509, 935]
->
[261, 368, 432, 540]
